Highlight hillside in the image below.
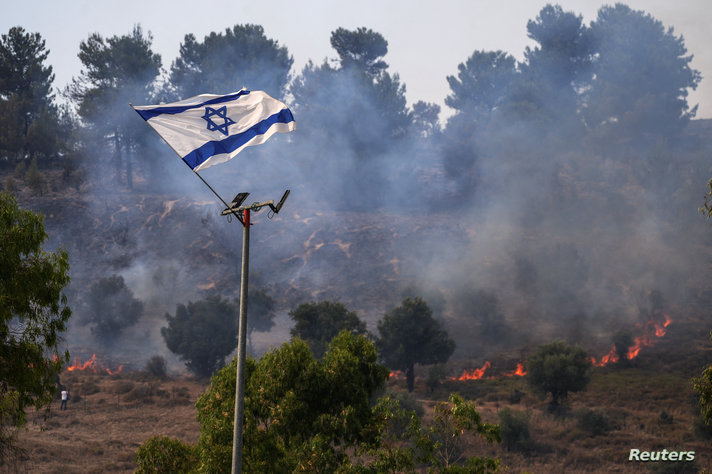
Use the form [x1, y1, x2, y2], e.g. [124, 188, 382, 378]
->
[3, 119, 712, 471]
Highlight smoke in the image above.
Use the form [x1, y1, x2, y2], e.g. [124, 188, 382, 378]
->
[31, 9, 712, 370]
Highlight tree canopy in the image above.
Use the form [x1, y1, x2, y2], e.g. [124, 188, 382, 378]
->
[194, 331, 388, 472]
[80, 274, 143, 345]
[526, 340, 591, 407]
[584, 3, 701, 136]
[0, 192, 71, 459]
[693, 331, 712, 425]
[168, 24, 292, 99]
[377, 297, 455, 392]
[288, 300, 366, 358]
[0, 27, 63, 161]
[161, 295, 238, 378]
[67, 25, 161, 188]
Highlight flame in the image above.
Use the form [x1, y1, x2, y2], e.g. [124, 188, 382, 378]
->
[67, 354, 98, 372]
[504, 362, 527, 377]
[106, 365, 123, 375]
[452, 361, 491, 381]
[66, 354, 122, 375]
[592, 313, 673, 366]
[389, 370, 404, 380]
[591, 345, 619, 367]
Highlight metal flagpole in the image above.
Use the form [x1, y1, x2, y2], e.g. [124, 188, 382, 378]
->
[218, 191, 288, 474]
[232, 209, 250, 474]
[232, 208, 249, 474]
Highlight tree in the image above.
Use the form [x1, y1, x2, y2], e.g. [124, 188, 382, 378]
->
[246, 286, 276, 355]
[193, 331, 388, 472]
[526, 340, 591, 408]
[80, 274, 143, 345]
[135, 436, 197, 474]
[445, 50, 518, 121]
[693, 331, 712, 425]
[0, 192, 71, 460]
[162, 295, 238, 378]
[411, 393, 501, 472]
[67, 25, 161, 188]
[517, 4, 593, 131]
[583, 4, 701, 137]
[288, 300, 366, 358]
[441, 50, 517, 195]
[377, 297, 455, 392]
[168, 24, 292, 100]
[290, 27, 411, 209]
[0, 27, 62, 161]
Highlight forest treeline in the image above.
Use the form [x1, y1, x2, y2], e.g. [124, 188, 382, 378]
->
[0, 3, 702, 207]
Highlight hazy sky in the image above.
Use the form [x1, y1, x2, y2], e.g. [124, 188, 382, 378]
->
[4, 0, 711, 118]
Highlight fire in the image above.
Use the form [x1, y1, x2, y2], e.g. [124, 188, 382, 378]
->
[66, 354, 122, 375]
[592, 313, 673, 367]
[504, 362, 527, 377]
[67, 354, 97, 372]
[452, 361, 491, 381]
[591, 346, 619, 367]
[389, 370, 404, 380]
[450, 361, 527, 381]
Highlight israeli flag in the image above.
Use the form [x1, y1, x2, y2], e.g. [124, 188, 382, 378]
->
[132, 89, 295, 171]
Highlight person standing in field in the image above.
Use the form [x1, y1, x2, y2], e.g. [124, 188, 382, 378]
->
[60, 389, 68, 410]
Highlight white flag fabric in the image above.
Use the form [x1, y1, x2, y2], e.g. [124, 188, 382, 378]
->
[132, 89, 295, 171]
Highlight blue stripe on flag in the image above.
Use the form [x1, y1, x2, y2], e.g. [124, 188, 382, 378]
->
[136, 90, 251, 121]
[182, 108, 294, 170]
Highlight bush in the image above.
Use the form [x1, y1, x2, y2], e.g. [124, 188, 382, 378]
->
[426, 364, 447, 392]
[144, 355, 168, 378]
[135, 436, 196, 473]
[4, 176, 16, 193]
[385, 389, 424, 437]
[526, 341, 590, 407]
[25, 158, 44, 195]
[658, 410, 674, 425]
[13, 161, 25, 179]
[692, 416, 712, 440]
[498, 407, 531, 452]
[575, 408, 612, 436]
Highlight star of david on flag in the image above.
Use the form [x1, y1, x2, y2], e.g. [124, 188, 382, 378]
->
[202, 106, 235, 136]
[131, 89, 295, 171]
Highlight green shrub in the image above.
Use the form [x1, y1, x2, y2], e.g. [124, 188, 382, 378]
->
[498, 407, 530, 452]
[25, 158, 44, 195]
[575, 408, 612, 436]
[692, 416, 712, 440]
[426, 364, 447, 392]
[135, 436, 196, 473]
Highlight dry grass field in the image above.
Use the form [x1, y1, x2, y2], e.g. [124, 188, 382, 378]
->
[5, 371, 205, 473]
[2, 315, 711, 473]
